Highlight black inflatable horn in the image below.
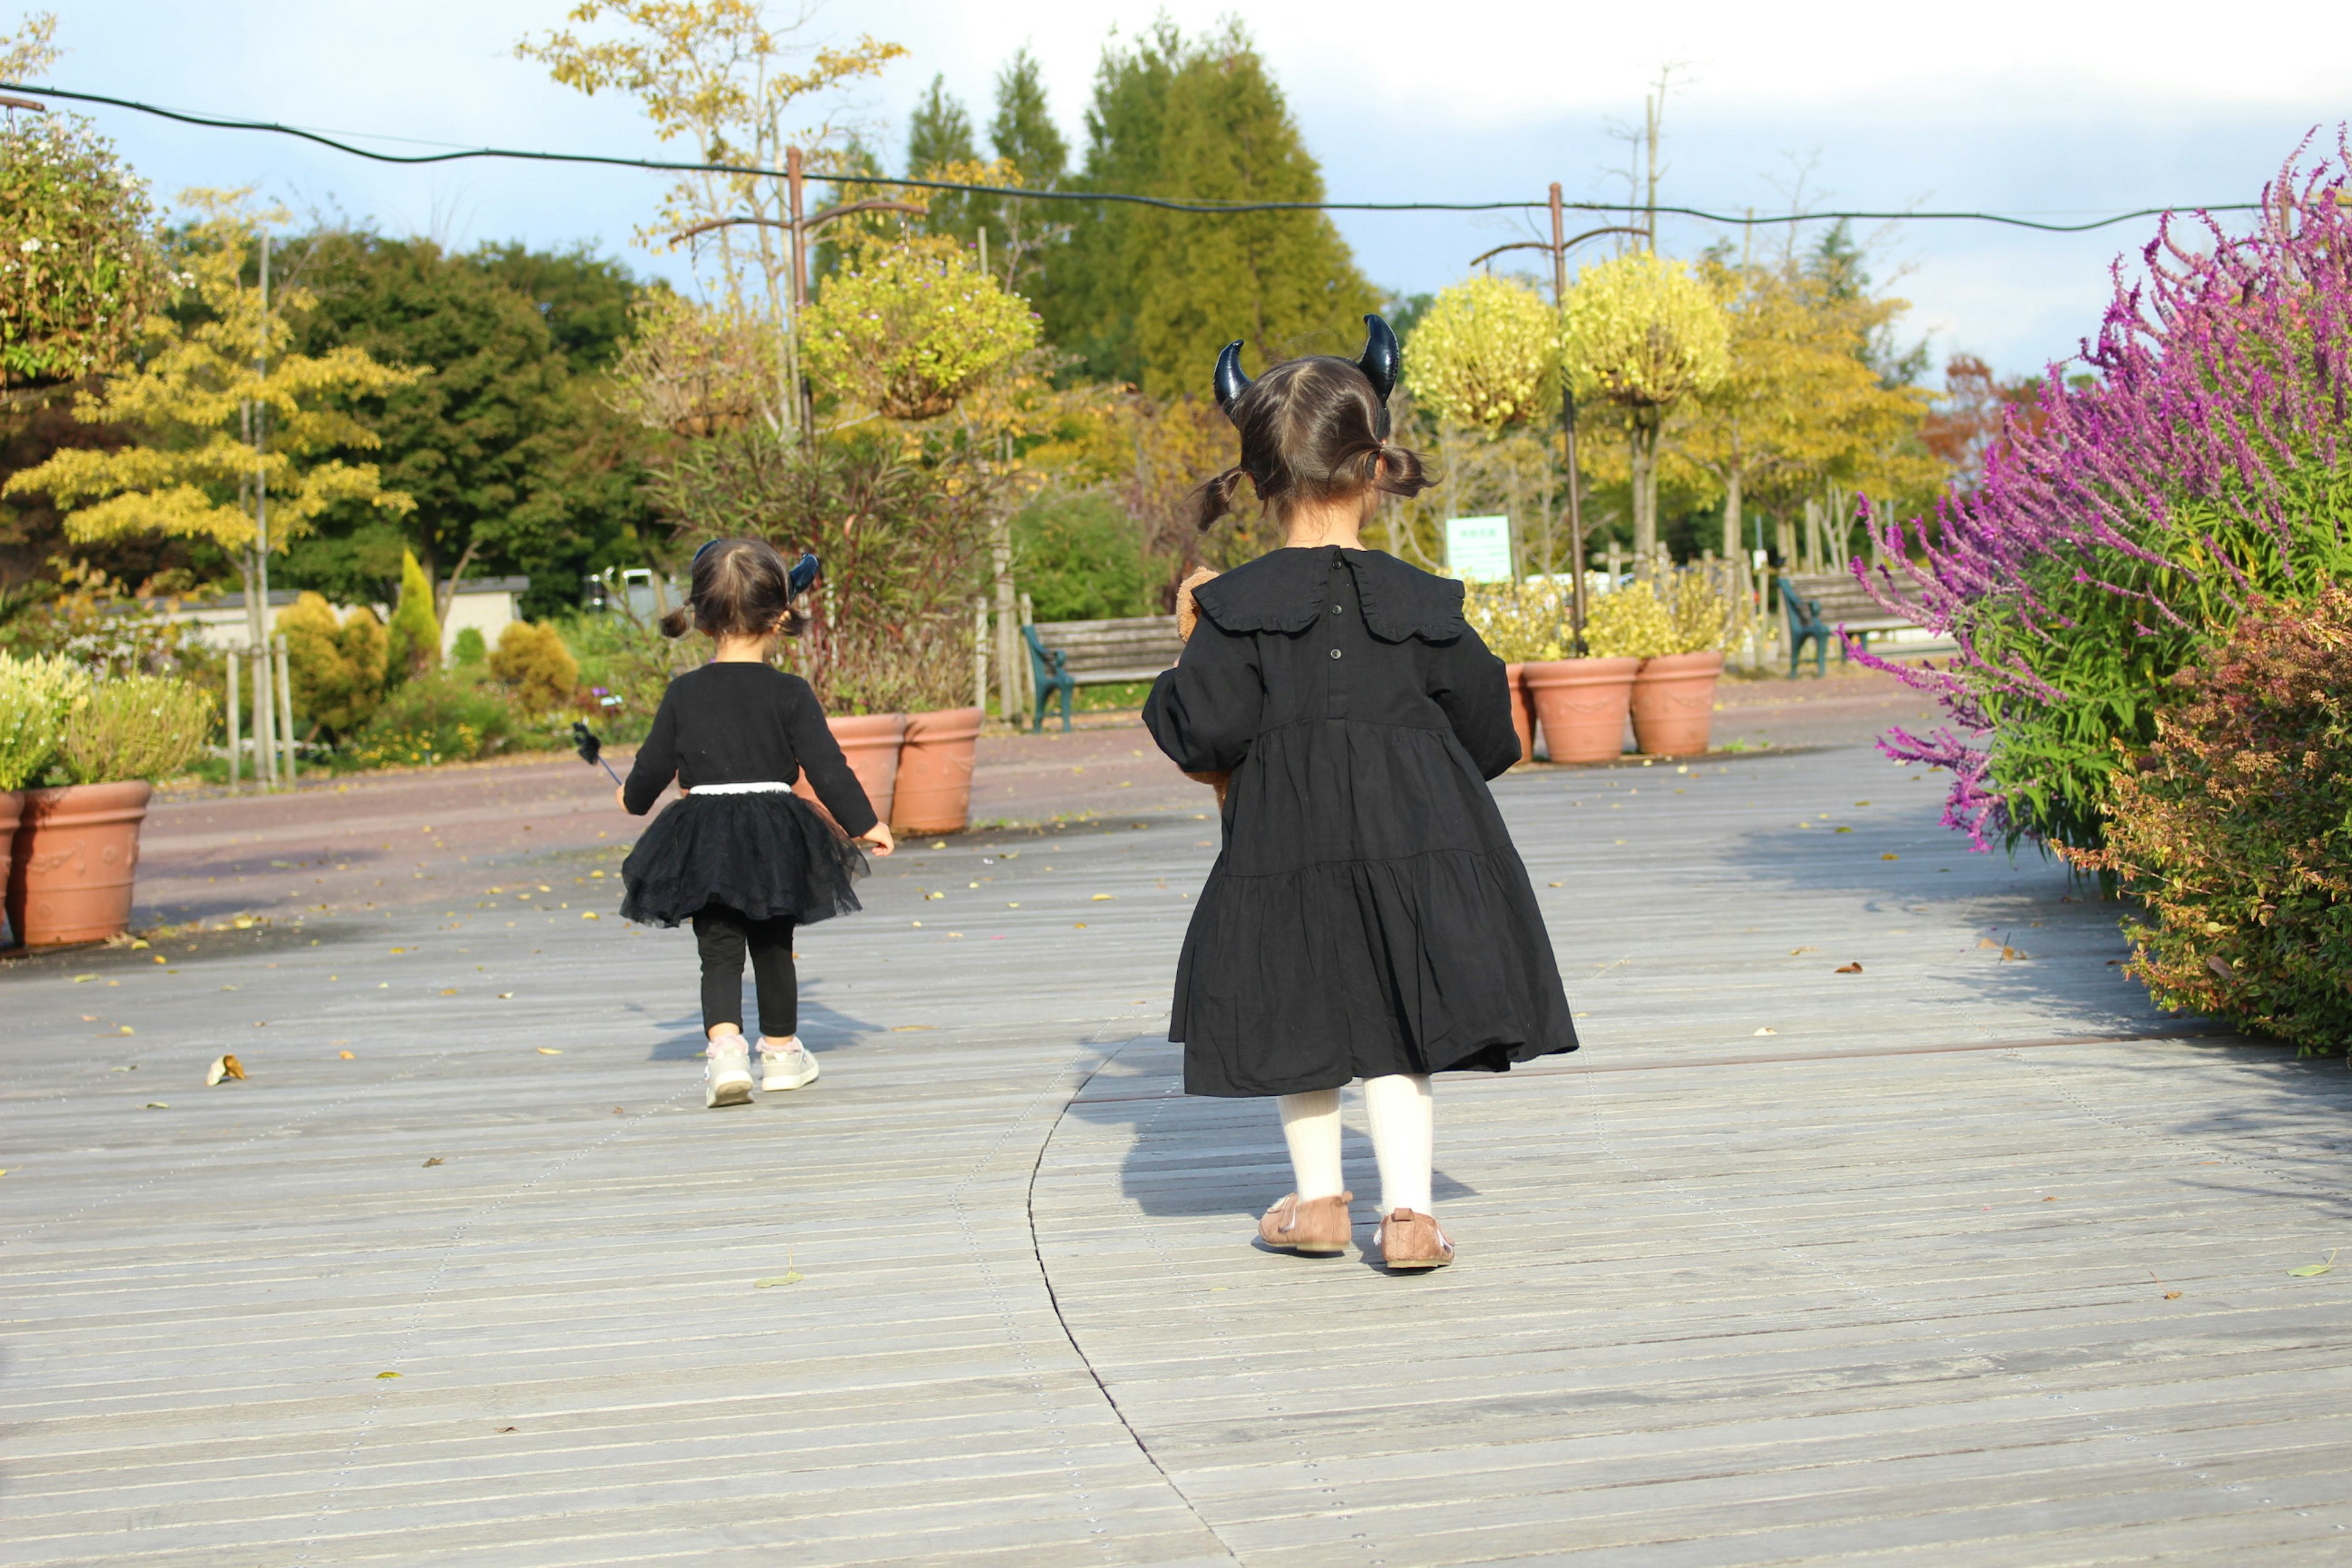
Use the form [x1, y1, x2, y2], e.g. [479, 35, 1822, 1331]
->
[788, 551, 821, 598]
[1210, 315, 1401, 435]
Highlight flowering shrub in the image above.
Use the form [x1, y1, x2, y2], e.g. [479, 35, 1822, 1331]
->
[1461, 579, 1573, 662]
[55, 673, 214, 784]
[1583, 581, 1677, 659]
[347, 674, 523, 768]
[802, 239, 1040, 420]
[1406, 277, 1559, 430]
[0, 113, 167, 396]
[1861, 139, 2352, 854]
[0, 652, 81, 788]
[2068, 589, 2352, 1054]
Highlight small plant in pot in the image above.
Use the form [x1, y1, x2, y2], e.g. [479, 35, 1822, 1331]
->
[7, 666, 214, 948]
[1461, 579, 1575, 764]
[1523, 586, 1664, 765]
[0, 654, 80, 937]
[1627, 574, 1746, 756]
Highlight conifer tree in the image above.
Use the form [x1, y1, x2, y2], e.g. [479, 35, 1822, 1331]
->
[990, 50, 1067, 189]
[906, 76, 982, 245]
[1047, 21, 1373, 394]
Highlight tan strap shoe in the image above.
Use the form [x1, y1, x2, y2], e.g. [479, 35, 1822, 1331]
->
[1374, 1208, 1455, 1270]
[1257, 1191, 1354, 1256]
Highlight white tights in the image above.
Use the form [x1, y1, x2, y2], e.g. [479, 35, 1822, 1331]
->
[1276, 1075, 1434, 1215]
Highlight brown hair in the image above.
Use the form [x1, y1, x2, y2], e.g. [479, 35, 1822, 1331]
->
[1190, 355, 1436, 531]
[659, 538, 812, 641]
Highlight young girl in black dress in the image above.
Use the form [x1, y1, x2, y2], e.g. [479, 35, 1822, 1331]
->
[617, 539, 894, 1107]
[1143, 319, 1578, 1270]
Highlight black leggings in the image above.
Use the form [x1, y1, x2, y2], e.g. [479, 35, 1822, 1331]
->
[692, 905, 797, 1037]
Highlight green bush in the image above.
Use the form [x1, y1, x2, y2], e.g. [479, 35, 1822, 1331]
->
[488, 620, 579, 715]
[347, 674, 524, 768]
[1583, 582, 1676, 659]
[0, 652, 82, 789]
[1012, 492, 1159, 622]
[450, 626, 488, 665]
[56, 673, 214, 784]
[279, 592, 388, 737]
[2076, 587, 2352, 1054]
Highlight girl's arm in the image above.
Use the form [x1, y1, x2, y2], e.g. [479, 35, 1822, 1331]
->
[619, 689, 681, 815]
[1144, 617, 1264, 772]
[1428, 627, 1521, 781]
[783, 686, 881, 840]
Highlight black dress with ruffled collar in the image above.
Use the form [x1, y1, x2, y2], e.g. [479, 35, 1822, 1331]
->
[1143, 546, 1578, 1096]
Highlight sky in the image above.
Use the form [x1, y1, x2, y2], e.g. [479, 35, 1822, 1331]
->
[20, 0, 2352, 380]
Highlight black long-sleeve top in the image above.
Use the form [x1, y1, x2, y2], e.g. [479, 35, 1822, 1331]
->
[622, 662, 878, 836]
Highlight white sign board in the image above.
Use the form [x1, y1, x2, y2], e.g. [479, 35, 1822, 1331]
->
[1445, 516, 1514, 582]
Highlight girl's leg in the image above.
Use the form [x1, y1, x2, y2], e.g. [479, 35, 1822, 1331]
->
[745, 918, 820, 1091]
[690, 907, 750, 1039]
[743, 915, 799, 1042]
[1275, 1088, 1344, 1200]
[690, 907, 755, 1107]
[1361, 1073, 1434, 1215]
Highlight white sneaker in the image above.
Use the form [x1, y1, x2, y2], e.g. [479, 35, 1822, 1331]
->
[704, 1035, 754, 1107]
[760, 1038, 820, 1092]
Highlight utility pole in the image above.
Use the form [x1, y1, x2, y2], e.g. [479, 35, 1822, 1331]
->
[1550, 184, 1589, 650]
[786, 145, 813, 442]
[244, 232, 278, 791]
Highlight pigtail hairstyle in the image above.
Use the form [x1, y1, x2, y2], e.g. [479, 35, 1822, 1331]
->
[1188, 355, 1438, 533]
[660, 538, 811, 641]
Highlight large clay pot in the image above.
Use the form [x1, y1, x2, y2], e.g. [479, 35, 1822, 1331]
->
[1523, 657, 1639, 764]
[6, 780, 153, 948]
[1502, 665, 1535, 765]
[1632, 650, 1726, 756]
[0, 789, 20, 945]
[793, 712, 905, 831]
[892, 706, 983, 835]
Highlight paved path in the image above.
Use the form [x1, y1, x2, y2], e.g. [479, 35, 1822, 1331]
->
[7, 743, 2346, 1565]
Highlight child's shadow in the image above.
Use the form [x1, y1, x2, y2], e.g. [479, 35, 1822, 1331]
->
[643, 981, 882, 1060]
[1063, 1050, 1478, 1221]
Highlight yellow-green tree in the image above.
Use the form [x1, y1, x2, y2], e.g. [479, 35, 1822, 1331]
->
[1558, 251, 1729, 558]
[1671, 259, 1937, 564]
[802, 237, 1039, 420]
[518, 1, 903, 442]
[385, 549, 440, 685]
[1406, 276, 1559, 432]
[2, 192, 418, 648]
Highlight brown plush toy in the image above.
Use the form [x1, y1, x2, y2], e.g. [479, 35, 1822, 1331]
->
[1174, 565, 1231, 807]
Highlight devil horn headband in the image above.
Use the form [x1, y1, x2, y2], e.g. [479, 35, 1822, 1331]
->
[1213, 315, 1401, 435]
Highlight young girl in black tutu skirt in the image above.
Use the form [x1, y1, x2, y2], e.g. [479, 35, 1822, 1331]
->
[617, 538, 894, 1107]
[1144, 320, 1578, 1270]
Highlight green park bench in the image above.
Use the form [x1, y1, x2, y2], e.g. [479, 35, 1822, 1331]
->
[1781, 571, 1926, 677]
[1022, 615, 1183, 731]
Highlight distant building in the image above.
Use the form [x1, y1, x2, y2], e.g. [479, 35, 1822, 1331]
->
[160, 577, 530, 657]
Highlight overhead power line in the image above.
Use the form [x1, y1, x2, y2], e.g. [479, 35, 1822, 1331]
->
[6, 82, 2267, 235]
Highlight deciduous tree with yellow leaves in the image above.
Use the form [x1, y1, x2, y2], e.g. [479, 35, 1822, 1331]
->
[2, 192, 418, 650]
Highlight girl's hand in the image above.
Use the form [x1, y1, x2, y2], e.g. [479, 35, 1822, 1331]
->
[859, 823, 895, 858]
[613, 783, 627, 811]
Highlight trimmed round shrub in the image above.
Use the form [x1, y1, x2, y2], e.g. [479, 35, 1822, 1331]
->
[1582, 581, 1676, 659]
[488, 620, 579, 717]
[2078, 587, 2352, 1054]
[1406, 276, 1560, 431]
[450, 626, 488, 666]
[279, 592, 388, 737]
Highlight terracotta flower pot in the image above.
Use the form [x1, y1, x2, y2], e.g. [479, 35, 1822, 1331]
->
[0, 789, 20, 945]
[1502, 664, 1535, 765]
[793, 712, 905, 831]
[1522, 657, 1639, 764]
[6, 780, 154, 948]
[1631, 650, 1726, 756]
[892, 706, 983, 835]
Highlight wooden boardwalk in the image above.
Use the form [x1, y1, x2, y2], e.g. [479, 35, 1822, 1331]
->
[6, 745, 2348, 1565]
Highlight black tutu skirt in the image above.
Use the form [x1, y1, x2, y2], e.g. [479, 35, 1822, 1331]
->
[619, 791, 867, 928]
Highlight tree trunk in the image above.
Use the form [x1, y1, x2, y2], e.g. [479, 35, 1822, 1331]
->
[434, 538, 480, 630]
[1721, 467, 1743, 563]
[1629, 416, 1658, 559]
[991, 514, 1017, 727]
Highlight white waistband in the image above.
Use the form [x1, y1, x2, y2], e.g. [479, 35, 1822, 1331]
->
[687, 781, 796, 796]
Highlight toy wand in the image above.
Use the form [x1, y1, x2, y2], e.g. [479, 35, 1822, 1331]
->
[572, 720, 625, 787]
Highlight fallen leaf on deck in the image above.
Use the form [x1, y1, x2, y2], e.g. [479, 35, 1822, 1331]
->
[339, 1050, 356, 1060]
[2288, 1249, 2338, 1278]
[1979, 937, 2002, 949]
[536, 1047, 562, 1055]
[497, 1425, 518, 1433]
[143, 1102, 168, 1109]
[375, 1371, 401, 1379]
[1880, 853, 1900, 861]
[891, 1025, 936, 1032]
[117, 1025, 135, 1035]
[497, 992, 514, 999]
[1074, 922, 1087, 929]
[1834, 826, 1853, 833]
[1548, 880, 1563, 887]
[440, 987, 458, 995]
[1835, 962, 1863, 974]
[423, 1157, 443, 1167]
[1091, 893, 1114, 901]
[2043, 1195, 2057, 1202]
[205, 1054, 246, 1086]
[1753, 1027, 1777, 1036]
[72, 973, 96, 983]
[754, 1273, 804, 1287]
[1790, 946, 1817, 956]
[582, 911, 599, 920]
[2165, 1291, 2182, 1299]
[2002, 947, 2027, 961]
